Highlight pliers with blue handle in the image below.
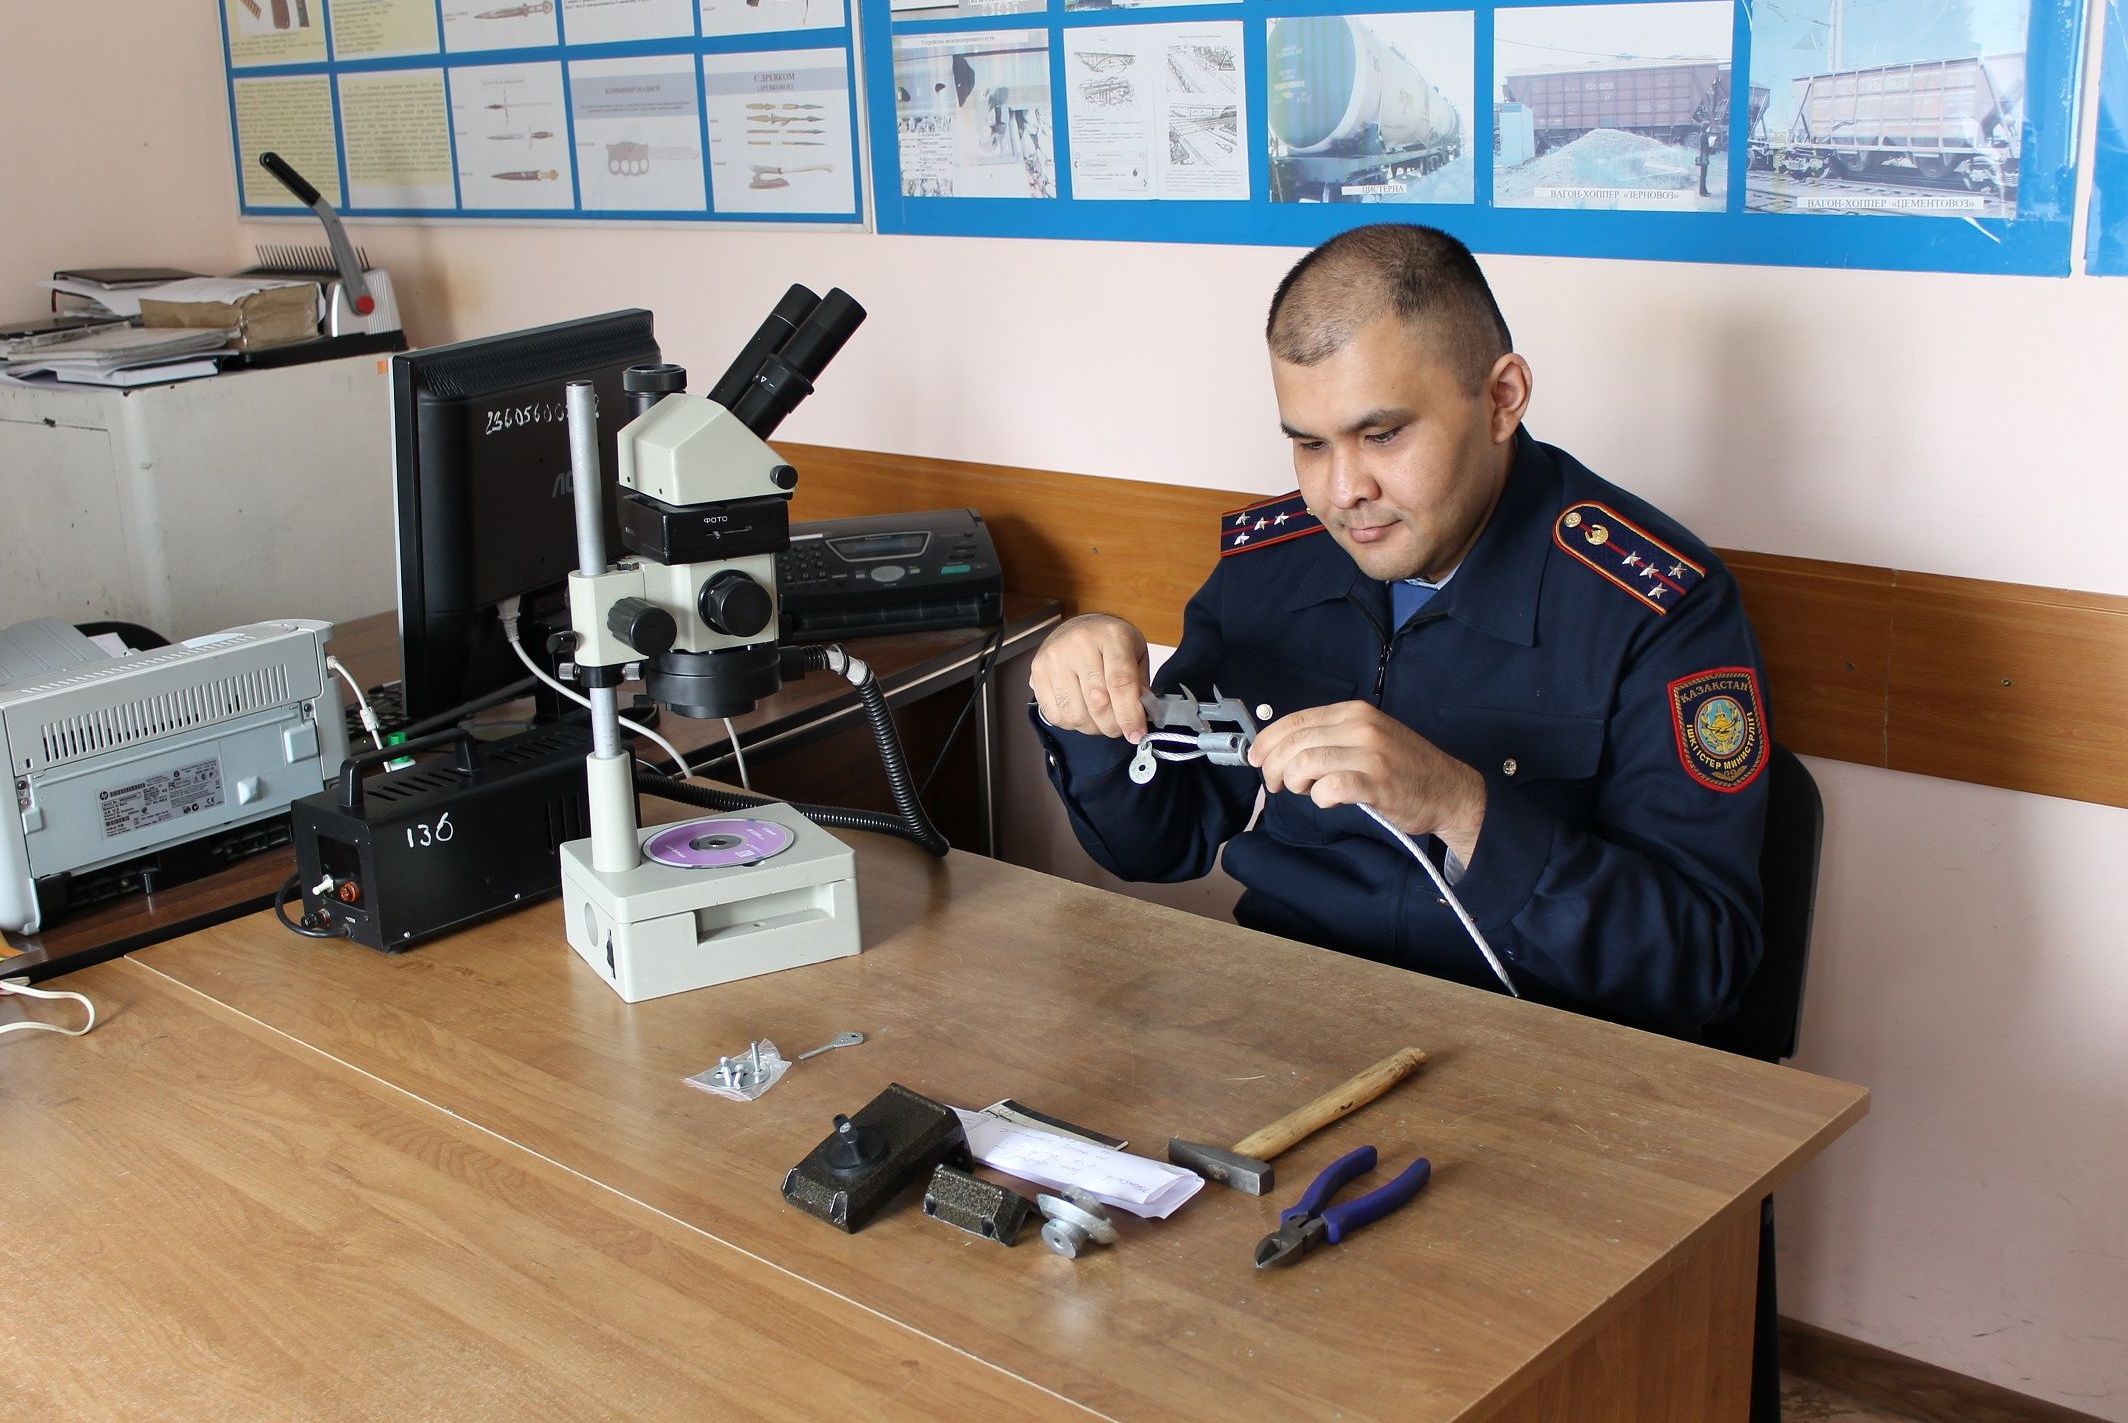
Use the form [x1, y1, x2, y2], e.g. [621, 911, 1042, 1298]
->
[1252, 1145, 1431, 1269]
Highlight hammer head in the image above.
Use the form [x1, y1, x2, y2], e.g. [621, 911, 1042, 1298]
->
[1168, 1138, 1274, 1195]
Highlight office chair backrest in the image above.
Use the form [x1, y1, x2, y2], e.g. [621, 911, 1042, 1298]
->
[1705, 743, 1823, 1064]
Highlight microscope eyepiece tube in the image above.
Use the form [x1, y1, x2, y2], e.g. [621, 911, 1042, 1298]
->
[623, 362, 688, 420]
[776, 287, 868, 381]
[705, 283, 820, 412]
[728, 288, 867, 439]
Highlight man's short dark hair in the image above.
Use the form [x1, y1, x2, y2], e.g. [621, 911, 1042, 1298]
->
[1266, 224, 1513, 393]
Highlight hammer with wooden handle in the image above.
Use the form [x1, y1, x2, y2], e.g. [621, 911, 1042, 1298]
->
[1168, 1046, 1427, 1196]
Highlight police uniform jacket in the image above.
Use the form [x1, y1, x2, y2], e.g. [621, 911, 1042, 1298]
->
[1034, 430, 1773, 1038]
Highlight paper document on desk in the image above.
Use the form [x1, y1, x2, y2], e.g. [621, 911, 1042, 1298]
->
[952, 1107, 1204, 1218]
[0, 325, 231, 369]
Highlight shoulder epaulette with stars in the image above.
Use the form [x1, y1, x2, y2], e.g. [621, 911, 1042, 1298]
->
[1553, 502, 1705, 615]
[1219, 491, 1323, 557]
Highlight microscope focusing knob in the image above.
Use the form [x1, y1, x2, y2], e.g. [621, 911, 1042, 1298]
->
[700, 571, 774, 639]
[609, 597, 678, 656]
[770, 463, 798, 490]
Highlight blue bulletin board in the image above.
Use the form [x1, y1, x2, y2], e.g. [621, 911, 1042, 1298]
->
[861, 0, 2091, 275]
[2086, 0, 2128, 272]
[218, 0, 865, 224]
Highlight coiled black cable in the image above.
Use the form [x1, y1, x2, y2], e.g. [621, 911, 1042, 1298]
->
[633, 644, 949, 858]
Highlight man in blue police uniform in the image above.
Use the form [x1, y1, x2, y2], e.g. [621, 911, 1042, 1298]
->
[1029, 223, 1772, 1040]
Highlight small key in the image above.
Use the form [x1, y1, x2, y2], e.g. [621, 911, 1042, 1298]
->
[798, 1031, 864, 1061]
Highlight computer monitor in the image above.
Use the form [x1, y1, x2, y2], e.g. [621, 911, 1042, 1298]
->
[390, 310, 660, 724]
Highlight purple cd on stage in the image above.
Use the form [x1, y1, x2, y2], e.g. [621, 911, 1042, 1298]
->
[646, 816, 796, 869]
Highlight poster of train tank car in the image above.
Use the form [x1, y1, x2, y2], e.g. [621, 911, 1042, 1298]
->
[1493, 1, 1732, 210]
[1266, 11, 1474, 205]
[893, 31, 1056, 197]
[1746, 0, 2028, 218]
[1064, 23, 1248, 199]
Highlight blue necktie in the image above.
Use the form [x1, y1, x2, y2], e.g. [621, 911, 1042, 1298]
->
[1390, 578, 1440, 630]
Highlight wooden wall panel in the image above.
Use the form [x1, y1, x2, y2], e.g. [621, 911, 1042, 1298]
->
[781, 444, 2128, 811]
[1886, 574, 2128, 805]
[1724, 553, 1894, 770]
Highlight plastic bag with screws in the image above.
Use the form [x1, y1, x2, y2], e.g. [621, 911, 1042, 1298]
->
[684, 1039, 789, 1101]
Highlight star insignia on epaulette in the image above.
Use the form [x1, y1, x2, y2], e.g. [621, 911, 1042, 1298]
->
[1219, 491, 1323, 557]
[1553, 502, 1705, 615]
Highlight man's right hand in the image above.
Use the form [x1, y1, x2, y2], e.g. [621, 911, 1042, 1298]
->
[1030, 614, 1152, 742]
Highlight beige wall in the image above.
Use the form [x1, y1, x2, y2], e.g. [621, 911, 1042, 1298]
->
[0, 4, 242, 316]
[6, 3, 2125, 1415]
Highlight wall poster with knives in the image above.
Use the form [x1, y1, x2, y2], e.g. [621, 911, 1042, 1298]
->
[217, 0, 865, 225]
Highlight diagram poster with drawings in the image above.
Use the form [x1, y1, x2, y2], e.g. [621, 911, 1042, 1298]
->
[861, 0, 2090, 275]
[892, 30, 1057, 197]
[218, 0, 864, 224]
[1065, 23, 1250, 200]
[703, 49, 859, 215]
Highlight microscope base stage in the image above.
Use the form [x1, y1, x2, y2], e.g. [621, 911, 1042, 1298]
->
[560, 802, 860, 1003]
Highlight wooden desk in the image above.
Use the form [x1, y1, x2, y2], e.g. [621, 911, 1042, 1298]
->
[3, 597, 1061, 981]
[3, 822, 1867, 1420]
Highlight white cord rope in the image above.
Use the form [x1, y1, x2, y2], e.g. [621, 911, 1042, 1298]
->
[0, 978, 97, 1040]
[1357, 803, 1518, 997]
[1136, 728, 1516, 997]
[498, 616, 695, 780]
[326, 655, 383, 750]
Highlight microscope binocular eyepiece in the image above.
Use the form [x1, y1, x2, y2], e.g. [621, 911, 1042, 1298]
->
[723, 286, 867, 439]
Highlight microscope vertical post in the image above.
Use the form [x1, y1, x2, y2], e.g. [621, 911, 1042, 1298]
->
[564, 380, 641, 876]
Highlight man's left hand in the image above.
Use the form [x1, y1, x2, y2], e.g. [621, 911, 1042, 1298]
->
[1249, 702, 1488, 865]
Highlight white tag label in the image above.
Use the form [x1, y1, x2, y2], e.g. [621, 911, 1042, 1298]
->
[98, 758, 224, 839]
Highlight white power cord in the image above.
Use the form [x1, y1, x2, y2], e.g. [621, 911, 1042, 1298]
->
[720, 718, 752, 791]
[1136, 716, 1518, 998]
[1, 978, 97, 1040]
[497, 601, 694, 779]
[327, 654, 383, 751]
[1357, 803, 1518, 997]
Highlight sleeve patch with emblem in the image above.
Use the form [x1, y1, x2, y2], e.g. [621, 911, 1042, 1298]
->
[1668, 666, 1768, 792]
[1554, 502, 1705, 614]
[1220, 491, 1324, 557]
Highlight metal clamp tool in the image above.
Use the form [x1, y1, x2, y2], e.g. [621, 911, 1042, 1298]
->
[1129, 687, 1266, 785]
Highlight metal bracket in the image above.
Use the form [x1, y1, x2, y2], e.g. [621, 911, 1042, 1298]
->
[922, 1164, 1035, 1246]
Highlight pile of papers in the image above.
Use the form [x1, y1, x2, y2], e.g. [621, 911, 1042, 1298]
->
[12, 275, 325, 385]
[952, 1102, 1205, 1218]
[2, 325, 235, 388]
